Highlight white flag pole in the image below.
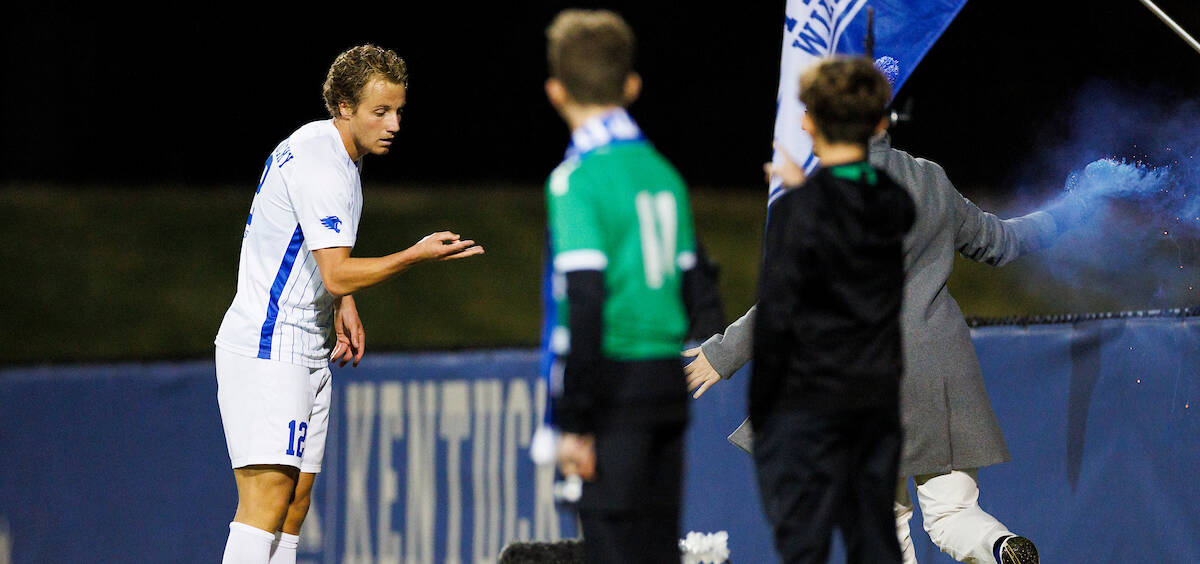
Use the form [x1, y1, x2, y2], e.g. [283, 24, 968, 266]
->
[1135, 0, 1200, 55]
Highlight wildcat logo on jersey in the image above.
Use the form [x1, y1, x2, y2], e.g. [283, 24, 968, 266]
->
[321, 216, 342, 233]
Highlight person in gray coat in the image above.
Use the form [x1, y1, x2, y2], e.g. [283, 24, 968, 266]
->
[686, 134, 1071, 564]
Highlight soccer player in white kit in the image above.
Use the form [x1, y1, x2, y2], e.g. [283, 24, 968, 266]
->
[214, 44, 484, 564]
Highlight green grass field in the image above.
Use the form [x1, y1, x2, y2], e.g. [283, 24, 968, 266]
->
[0, 184, 1164, 364]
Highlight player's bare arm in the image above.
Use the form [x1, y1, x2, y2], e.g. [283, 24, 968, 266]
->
[311, 231, 483, 297]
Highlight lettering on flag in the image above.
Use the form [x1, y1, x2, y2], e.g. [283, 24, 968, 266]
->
[769, 0, 968, 206]
[771, 0, 871, 205]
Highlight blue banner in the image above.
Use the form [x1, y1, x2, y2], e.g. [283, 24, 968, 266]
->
[770, 0, 969, 205]
[1, 317, 1198, 562]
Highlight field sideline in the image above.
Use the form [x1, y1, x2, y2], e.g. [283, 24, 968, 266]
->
[1, 184, 1122, 364]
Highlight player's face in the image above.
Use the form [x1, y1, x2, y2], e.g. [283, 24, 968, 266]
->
[349, 77, 406, 156]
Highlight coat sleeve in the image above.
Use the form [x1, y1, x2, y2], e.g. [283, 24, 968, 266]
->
[944, 163, 1059, 266]
[699, 305, 757, 379]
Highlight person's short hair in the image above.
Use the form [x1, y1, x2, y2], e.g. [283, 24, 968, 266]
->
[546, 9, 635, 105]
[322, 44, 409, 118]
[798, 56, 891, 145]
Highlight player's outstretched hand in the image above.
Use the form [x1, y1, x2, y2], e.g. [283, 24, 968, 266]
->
[414, 231, 485, 262]
[557, 433, 596, 481]
[683, 347, 722, 399]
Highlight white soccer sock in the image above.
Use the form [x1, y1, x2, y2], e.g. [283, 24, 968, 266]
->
[223, 522, 275, 564]
[268, 532, 300, 564]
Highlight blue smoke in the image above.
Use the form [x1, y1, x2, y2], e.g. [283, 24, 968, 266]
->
[1057, 157, 1198, 232]
[1010, 83, 1200, 309]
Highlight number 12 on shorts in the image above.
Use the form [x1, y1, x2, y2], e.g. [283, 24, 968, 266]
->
[286, 419, 308, 456]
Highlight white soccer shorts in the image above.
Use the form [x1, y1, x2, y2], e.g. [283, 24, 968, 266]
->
[215, 347, 332, 473]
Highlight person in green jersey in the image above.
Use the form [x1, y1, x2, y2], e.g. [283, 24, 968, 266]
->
[542, 9, 707, 564]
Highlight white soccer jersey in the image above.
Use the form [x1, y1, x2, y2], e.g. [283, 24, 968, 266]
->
[215, 120, 363, 367]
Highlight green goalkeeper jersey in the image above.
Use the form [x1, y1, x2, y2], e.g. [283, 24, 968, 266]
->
[547, 109, 696, 361]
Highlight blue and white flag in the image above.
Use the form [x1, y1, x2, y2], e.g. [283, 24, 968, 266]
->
[768, 0, 969, 206]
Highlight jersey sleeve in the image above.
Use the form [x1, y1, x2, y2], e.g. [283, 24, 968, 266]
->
[674, 180, 698, 272]
[548, 163, 607, 272]
[285, 146, 358, 251]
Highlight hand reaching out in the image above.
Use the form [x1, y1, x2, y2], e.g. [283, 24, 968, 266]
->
[683, 346, 722, 399]
[764, 144, 806, 188]
[414, 231, 485, 262]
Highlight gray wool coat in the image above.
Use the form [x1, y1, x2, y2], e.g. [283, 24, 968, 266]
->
[703, 136, 1060, 477]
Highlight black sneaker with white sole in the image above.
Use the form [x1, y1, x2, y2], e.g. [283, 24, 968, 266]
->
[993, 535, 1039, 564]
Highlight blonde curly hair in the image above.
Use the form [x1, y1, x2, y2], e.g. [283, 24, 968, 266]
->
[322, 45, 408, 118]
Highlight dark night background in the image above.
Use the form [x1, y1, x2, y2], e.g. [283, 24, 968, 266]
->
[3, 0, 1200, 363]
[4, 1, 1198, 194]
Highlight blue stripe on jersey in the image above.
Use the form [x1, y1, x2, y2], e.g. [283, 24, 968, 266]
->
[256, 154, 274, 194]
[258, 224, 306, 359]
[538, 234, 557, 426]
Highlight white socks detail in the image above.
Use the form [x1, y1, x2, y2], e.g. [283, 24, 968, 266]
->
[269, 532, 300, 564]
[222, 522, 275, 564]
[222, 522, 301, 564]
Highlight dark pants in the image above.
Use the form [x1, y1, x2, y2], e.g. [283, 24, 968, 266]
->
[753, 404, 902, 564]
[578, 359, 687, 564]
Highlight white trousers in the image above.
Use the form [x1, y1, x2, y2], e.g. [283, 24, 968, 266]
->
[893, 469, 1012, 564]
